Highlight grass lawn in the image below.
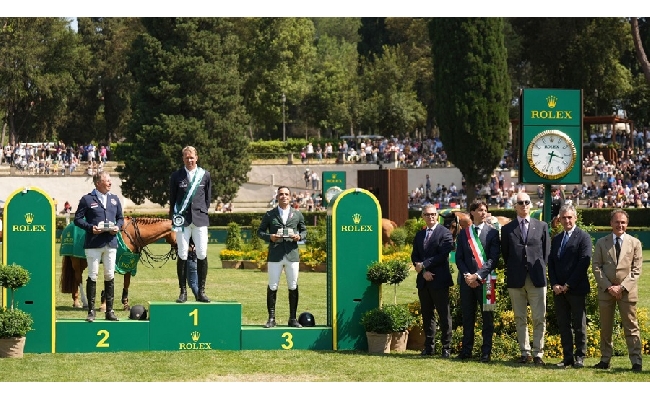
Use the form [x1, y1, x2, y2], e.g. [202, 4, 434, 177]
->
[0, 245, 649, 383]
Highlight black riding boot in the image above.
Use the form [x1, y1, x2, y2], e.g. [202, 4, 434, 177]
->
[105, 279, 119, 321]
[176, 258, 187, 303]
[288, 287, 302, 328]
[196, 258, 210, 303]
[85, 278, 96, 322]
[265, 287, 277, 328]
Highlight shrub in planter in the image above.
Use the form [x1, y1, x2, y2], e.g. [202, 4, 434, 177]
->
[0, 263, 33, 341]
[225, 222, 244, 250]
[360, 308, 393, 334]
[383, 304, 414, 333]
[366, 261, 391, 285]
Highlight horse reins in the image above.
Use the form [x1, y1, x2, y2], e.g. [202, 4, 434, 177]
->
[121, 217, 177, 268]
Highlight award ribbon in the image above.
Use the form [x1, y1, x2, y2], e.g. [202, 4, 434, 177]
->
[173, 167, 205, 232]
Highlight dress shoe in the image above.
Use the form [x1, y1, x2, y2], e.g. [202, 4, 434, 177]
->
[533, 356, 545, 366]
[632, 363, 642, 372]
[441, 350, 451, 358]
[86, 310, 95, 322]
[556, 360, 573, 368]
[574, 357, 584, 368]
[420, 349, 434, 357]
[288, 318, 302, 328]
[516, 355, 532, 364]
[105, 310, 119, 321]
[456, 352, 471, 360]
[480, 354, 491, 363]
[593, 361, 610, 369]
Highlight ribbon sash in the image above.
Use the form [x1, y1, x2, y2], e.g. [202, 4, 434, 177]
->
[173, 167, 205, 231]
[466, 226, 497, 311]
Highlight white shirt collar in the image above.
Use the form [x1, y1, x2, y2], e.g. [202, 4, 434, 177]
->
[613, 233, 626, 241]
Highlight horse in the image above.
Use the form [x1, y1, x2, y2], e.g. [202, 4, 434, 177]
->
[381, 218, 398, 246]
[60, 217, 177, 311]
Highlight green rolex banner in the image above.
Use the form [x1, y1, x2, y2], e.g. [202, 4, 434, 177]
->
[3, 187, 55, 353]
[322, 171, 346, 208]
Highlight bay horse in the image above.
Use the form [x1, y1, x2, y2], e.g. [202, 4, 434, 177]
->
[59, 217, 177, 310]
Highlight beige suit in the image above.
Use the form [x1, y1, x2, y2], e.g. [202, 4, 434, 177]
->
[592, 234, 643, 365]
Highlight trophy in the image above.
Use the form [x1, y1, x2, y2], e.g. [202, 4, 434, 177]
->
[97, 221, 116, 232]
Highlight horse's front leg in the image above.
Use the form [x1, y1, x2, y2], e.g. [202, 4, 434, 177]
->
[122, 273, 131, 310]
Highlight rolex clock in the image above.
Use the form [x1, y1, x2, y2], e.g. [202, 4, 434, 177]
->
[526, 129, 577, 180]
[325, 186, 343, 204]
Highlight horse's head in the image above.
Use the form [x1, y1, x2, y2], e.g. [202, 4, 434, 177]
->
[440, 210, 471, 249]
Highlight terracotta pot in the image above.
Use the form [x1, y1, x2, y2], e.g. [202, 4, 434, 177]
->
[299, 262, 310, 272]
[390, 331, 409, 352]
[366, 331, 391, 354]
[221, 260, 242, 269]
[406, 325, 426, 351]
[311, 263, 327, 273]
[0, 337, 26, 358]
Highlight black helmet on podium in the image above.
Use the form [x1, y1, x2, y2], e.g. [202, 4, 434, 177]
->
[298, 312, 315, 327]
[129, 305, 148, 320]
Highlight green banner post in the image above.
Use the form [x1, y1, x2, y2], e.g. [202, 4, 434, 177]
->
[328, 188, 381, 351]
[2, 186, 55, 353]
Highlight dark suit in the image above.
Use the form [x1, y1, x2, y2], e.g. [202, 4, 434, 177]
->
[258, 207, 307, 263]
[547, 227, 592, 363]
[501, 217, 550, 358]
[169, 167, 211, 228]
[455, 223, 500, 357]
[74, 190, 124, 250]
[410, 224, 454, 354]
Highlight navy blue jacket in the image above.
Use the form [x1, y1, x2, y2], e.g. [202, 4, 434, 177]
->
[169, 167, 212, 227]
[74, 190, 124, 249]
[411, 224, 454, 289]
[548, 227, 592, 295]
[501, 218, 551, 288]
[455, 224, 501, 284]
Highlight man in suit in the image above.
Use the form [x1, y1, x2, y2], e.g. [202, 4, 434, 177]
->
[169, 146, 212, 303]
[592, 209, 643, 372]
[74, 171, 124, 322]
[548, 204, 592, 368]
[455, 200, 500, 362]
[501, 192, 550, 365]
[411, 204, 454, 357]
[258, 186, 307, 328]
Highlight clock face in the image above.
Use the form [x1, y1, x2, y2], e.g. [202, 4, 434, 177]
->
[325, 186, 343, 203]
[526, 129, 577, 180]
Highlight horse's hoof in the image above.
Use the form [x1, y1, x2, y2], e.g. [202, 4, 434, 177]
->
[73, 301, 83, 309]
[123, 303, 130, 311]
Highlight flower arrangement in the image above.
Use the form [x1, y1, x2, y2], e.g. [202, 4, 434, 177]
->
[219, 249, 245, 261]
[300, 248, 326, 267]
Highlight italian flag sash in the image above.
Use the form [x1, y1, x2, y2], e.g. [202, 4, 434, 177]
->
[466, 226, 497, 311]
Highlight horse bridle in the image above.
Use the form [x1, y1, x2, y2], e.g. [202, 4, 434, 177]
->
[121, 217, 177, 268]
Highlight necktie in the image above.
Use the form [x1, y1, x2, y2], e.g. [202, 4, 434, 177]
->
[521, 219, 528, 242]
[424, 229, 433, 245]
[615, 237, 621, 263]
[559, 232, 569, 257]
[474, 225, 480, 237]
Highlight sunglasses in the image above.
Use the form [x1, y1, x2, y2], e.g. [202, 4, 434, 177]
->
[423, 213, 437, 217]
[516, 200, 531, 206]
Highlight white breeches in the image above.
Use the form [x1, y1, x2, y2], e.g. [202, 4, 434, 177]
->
[267, 255, 299, 291]
[177, 224, 208, 260]
[85, 246, 117, 281]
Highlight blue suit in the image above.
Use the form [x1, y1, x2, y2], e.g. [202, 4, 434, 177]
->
[74, 190, 124, 249]
[410, 224, 453, 355]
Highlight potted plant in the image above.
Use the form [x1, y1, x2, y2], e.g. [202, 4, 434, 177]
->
[218, 249, 244, 269]
[406, 300, 425, 351]
[359, 307, 393, 354]
[0, 263, 33, 358]
[384, 304, 415, 352]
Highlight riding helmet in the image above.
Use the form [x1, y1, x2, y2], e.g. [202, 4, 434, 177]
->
[129, 305, 148, 320]
[298, 312, 315, 327]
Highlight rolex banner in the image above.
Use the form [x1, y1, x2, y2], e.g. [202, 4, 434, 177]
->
[3, 187, 56, 353]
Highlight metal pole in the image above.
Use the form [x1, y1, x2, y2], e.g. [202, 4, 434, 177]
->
[282, 93, 286, 142]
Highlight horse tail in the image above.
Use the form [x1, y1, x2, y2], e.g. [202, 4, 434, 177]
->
[60, 256, 77, 293]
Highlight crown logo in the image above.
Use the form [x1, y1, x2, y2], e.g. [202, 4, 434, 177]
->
[549, 137, 555, 142]
[332, 174, 337, 179]
[191, 331, 200, 342]
[546, 95, 557, 108]
[25, 213, 34, 224]
[352, 213, 362, 224]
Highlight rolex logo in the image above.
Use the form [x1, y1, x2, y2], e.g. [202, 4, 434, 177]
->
[352, 213, 362, 224]
[546, 95, 557, 108]
[191, 331, 200, 342]
[25, 213, 34, 224]
[332, 174, 337, 179]
[549, 137, 555, 142]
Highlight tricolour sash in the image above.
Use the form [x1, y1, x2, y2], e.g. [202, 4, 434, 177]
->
[466, 226, 497, 311]
[172, 167, 205, 232]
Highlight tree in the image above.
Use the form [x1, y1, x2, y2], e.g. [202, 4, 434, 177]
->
[631, 18, 650, 85]
[121, 17, 250, 206]
[430, 18, 511, 205]
[0, 17, 81, 143]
